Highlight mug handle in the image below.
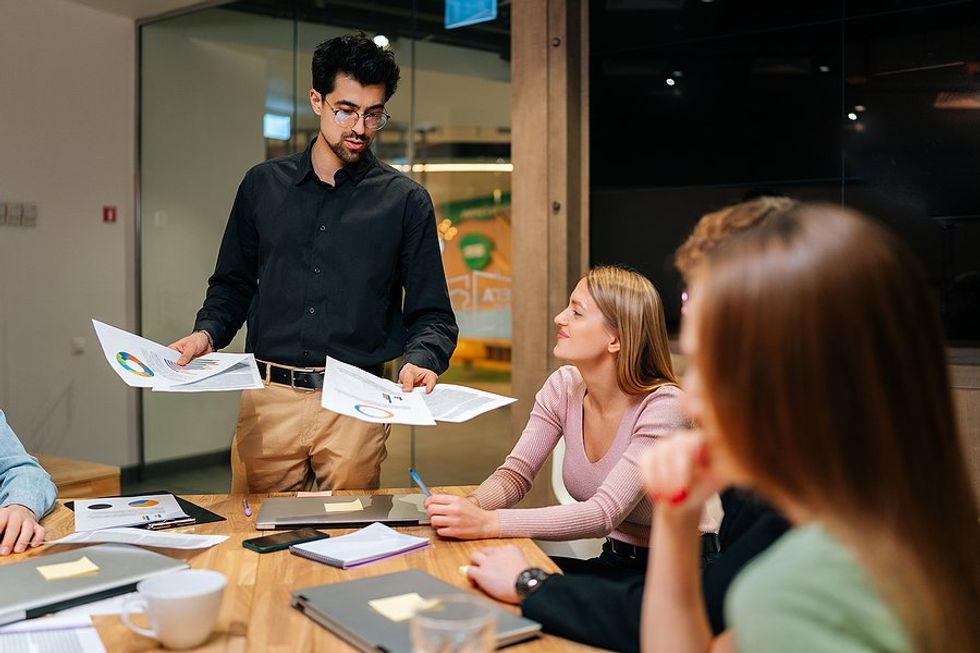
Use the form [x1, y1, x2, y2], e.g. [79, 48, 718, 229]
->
[121, 596, 156, 639]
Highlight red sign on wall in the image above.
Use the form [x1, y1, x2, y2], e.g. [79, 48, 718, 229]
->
[103, 206, 117, 223]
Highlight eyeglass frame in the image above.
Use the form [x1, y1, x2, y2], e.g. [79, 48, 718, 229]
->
[317, 93, 390, 131]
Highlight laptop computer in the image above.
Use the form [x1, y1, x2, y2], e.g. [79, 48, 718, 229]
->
[291, 569, 541, 652]
[255, 494, 431, 530]
[0, 543, 189, 626]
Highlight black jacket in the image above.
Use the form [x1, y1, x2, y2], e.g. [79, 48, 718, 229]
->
[521, 490, 789, 653]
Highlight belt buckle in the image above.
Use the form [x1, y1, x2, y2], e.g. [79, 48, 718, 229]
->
[289, 366, 319, 392]
[608, 538, 635, 559]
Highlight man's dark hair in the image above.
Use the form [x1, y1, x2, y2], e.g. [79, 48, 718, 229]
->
[312, 33, 400, 101]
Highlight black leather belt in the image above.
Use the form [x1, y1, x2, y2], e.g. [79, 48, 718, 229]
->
[605, 533, 721, 560]
[605, 538, 649, 560]
[701, 533, 721, 556]
[257, 360, 385, 391]
[257, 361, 325, 390]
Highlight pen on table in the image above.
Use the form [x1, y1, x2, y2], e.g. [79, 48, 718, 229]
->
[242, 496, 252, 517]
[409, 468, 431, 497]
[146, 517, 196, 530]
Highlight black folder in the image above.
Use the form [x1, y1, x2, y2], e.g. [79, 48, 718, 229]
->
[64, 489, 226, 527]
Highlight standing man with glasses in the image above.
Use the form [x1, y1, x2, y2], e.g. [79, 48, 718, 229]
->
[170, 33, 458, 493]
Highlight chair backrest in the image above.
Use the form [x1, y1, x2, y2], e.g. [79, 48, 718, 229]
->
[551, 438, 576, 505]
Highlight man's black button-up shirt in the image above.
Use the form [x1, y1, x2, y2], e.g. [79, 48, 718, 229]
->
[193, 140, 458, 373]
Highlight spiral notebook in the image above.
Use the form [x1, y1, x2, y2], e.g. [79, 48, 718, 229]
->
[290, 522, 429, 569]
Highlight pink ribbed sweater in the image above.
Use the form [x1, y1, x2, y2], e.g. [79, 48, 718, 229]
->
[471, 366, 688, 546]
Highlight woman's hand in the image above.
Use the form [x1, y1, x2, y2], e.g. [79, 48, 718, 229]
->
[424, 494, 500, 539]
[641, 431, 722, 523]
[0, 504, 45, 555]
[467, 545, 534, 604]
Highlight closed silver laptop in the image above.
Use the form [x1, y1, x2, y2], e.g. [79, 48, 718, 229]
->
[292, 569, 541, 652]
[0, 543, 189, 626]
[255, 494, 430, 530]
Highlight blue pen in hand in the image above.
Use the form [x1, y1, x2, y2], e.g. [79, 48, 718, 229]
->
[409, 468, 431, 497]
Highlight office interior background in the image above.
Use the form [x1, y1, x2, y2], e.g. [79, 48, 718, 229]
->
[0, 0, 977, 501]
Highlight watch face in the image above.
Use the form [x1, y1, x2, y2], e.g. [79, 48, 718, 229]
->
[516, 568, 549, 600]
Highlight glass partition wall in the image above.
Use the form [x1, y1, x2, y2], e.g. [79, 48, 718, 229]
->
[139, 1, 512, 491]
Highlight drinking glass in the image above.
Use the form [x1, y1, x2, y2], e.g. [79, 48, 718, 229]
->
[410, 594, 496, 653]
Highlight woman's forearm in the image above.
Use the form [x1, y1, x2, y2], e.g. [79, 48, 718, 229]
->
[642, 510, 714, 653]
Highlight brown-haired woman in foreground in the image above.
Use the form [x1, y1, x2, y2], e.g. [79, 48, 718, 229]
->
[641, 204, 980, 652]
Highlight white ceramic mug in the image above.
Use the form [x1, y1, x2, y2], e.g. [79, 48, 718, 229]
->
[121, 569, 226, 650]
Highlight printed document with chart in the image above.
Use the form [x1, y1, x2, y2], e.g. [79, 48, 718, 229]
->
[92, 320, 262, 391]
[321, 357, 516, 426]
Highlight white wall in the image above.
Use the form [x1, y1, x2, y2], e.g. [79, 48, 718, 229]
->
[140, 16, 266, 463]
[0, 0, 138, 466]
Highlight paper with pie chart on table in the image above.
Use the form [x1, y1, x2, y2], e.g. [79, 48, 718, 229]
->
[321, 357, 516, 426]
[92, 320, 260, 391]
[73, 495, 189, 532]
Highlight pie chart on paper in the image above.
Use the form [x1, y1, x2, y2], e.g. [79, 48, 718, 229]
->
[128, 499, 160, 508]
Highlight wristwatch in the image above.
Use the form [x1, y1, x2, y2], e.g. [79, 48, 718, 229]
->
[515, 567, 550, 602]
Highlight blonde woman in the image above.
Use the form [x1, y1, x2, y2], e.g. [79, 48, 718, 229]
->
[641, 205, 980, 652]
[425, 265, 700, 574]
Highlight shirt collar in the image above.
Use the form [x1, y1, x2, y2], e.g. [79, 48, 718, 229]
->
[294, 136, 376, 187]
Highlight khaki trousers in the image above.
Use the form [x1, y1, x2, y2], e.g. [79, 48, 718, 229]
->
[230, 382, 389, 493]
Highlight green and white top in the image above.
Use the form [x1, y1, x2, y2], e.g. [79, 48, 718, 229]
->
[726, 522, 912, 653]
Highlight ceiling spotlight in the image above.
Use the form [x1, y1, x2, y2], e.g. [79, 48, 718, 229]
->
[373, 34, 390, 48]
[854, 104, 866, 112]
[847, 112, 858, 121]
[672, 70, 684, 78]
[818, 65, 831, 73]
[665, 77, 676, 87]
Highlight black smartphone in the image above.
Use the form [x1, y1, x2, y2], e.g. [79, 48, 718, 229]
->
[242, 528, 330, 553]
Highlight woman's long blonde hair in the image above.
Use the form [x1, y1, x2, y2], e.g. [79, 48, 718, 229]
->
[586, 265, 677, 395]
[694, 204, 980, 652]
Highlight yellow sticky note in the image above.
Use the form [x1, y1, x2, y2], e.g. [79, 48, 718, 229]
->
[368, 593, 441, 622]
[323, 498, 364, 513]
[37, 556, 100, 581]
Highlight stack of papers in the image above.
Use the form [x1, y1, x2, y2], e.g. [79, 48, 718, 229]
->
[321, 357, 516, 426]
[73, 495, 188, 532]
[290, 522, 429, 569]
[92, 320, 262, 392]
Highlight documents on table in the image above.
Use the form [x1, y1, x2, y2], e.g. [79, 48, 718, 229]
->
[0, 614, 107, 653]
[73, 494, 188, 532]
[49, 528, 228, 550]
[92, 320, 261, 391]
[321, 357, 516, 426]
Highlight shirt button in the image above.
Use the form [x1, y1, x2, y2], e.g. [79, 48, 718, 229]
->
[303, 350, 310, 357]
[308, 307, 316, 314]
[313, 267, 321, 274]
[319, 225, 326, 232]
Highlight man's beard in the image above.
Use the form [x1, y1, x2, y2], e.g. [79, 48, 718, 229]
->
[327, 130, 370, 164]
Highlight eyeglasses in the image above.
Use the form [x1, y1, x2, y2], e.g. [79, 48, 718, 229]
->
[321, 96, 389, 130]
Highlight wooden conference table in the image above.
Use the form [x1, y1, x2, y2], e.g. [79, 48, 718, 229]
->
[7, 487, 605, 652]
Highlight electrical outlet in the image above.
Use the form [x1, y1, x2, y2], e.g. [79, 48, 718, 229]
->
[5, 203, 22, 226]
[21, 203, 37, 227]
